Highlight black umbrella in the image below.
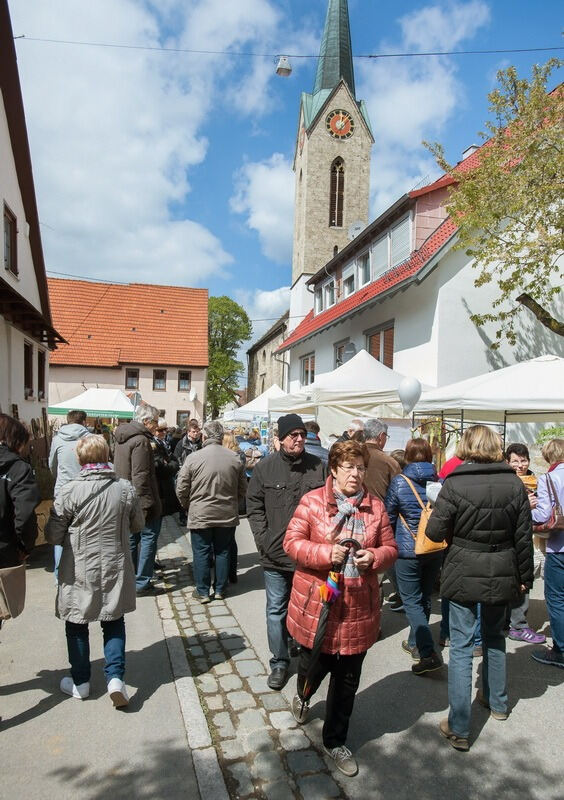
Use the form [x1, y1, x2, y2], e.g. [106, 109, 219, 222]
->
[299, 537, 361, 711]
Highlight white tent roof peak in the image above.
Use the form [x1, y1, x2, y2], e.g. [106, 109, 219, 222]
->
[311, 349, 406, 391]
[223, 384, 287, 422]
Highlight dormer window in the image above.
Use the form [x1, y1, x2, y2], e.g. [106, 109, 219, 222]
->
[324, 279, 335, 308]
[342, 264, 355, 298]
[314, 287, 324, 314]
[357, 251, 370, 286]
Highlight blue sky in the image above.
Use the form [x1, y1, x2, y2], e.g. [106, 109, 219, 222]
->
[9, 0, 563, 348]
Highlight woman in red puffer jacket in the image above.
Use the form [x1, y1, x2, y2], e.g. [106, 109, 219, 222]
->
[283, 440, 397, 777]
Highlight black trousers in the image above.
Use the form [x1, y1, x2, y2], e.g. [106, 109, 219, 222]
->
[297, 646, 366, 749]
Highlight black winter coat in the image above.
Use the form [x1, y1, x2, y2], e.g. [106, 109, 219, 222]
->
[174, 434, 202, 467]
[153, 438, 180, 516]
[426, 461, 533, 605]
[0, 445, 40, 567]
[247, 448, 326, 571]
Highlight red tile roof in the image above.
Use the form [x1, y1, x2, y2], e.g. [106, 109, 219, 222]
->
[48, 278, 208, 367]
[277, 216, 458, 352]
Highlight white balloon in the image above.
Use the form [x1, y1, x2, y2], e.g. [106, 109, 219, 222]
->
[398, 377, 422, 415]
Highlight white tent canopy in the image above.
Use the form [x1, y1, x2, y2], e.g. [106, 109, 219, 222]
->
[48, 388, 135, 418]
[223, 384, 287, 422]
[268, 350, 409, 436]
[415, 354, 564, 422]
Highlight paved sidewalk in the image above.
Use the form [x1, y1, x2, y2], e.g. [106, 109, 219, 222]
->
[0, 537, 199, 800]
[158, 515, 564, 800]
[2, 516, 563, 800]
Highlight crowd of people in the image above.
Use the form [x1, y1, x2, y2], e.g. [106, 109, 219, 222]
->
[1, 407, 562, 775]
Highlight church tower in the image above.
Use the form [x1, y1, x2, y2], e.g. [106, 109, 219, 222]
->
[289, 0, 373, 331]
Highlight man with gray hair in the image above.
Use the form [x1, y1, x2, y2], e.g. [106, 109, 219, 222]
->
[364, 418, 400, 501]
[114, 404, 163, 595]
[176, 420, 247, 603]
[336, 418, 364, 443]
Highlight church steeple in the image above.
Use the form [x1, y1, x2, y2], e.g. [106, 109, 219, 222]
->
[313, 0, 356, 98]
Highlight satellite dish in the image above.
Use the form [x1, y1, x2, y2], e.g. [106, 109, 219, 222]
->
[188, 388, 197, 402]
[348, 220, 365, 241]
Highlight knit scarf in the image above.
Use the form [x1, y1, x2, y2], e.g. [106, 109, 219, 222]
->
[331, 484, 365, 578]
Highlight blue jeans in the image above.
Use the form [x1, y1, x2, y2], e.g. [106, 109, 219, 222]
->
[263, 568, 293, 670]
[448, 601, 507, 737]
[395, 554, 442, 658]
[130, 516, 162, 591]
[545, 553, 564, 653]
[65, 617, 126, 685]
[191, 527, 235, 597]
[441, 598, 482, 646]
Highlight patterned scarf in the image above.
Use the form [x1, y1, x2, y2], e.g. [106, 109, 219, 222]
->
[331, 484, 366, 578]
[80, 462, 113, 472]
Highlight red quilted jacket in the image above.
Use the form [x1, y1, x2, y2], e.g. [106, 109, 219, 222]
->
[283, 476, 398, 656]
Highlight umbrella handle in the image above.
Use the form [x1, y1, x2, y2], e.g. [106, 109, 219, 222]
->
[333, 537, 361, 572]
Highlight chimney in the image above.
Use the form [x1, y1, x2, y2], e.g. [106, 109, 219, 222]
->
[462, 144, 479, 160]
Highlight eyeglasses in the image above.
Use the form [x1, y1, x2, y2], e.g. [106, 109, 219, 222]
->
[338, 463, 366, 474]
[287, 430, 307, 440]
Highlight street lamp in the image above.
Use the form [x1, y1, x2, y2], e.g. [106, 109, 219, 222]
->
[275, 55, 292, 77]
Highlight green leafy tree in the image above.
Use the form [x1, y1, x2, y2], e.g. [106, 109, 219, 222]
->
[207, 296, 252, 419]
[426, 59, 563, 348]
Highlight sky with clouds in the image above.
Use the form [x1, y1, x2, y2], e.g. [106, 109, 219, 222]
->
[8, 0, 562, 355]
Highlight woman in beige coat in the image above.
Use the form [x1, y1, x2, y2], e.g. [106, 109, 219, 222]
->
[46, 435, 143, 708]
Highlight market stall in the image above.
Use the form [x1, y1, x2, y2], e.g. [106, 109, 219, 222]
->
[48, 387, 135, 419]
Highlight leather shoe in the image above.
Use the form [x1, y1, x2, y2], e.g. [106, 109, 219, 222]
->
[267, 667, 288, 690]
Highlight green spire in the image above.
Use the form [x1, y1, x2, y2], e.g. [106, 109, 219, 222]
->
[313, 0, 356, 98]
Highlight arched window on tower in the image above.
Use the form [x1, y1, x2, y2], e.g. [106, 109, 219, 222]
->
[329, 158, 344, 228]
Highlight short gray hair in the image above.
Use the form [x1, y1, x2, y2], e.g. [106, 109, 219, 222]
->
[364, 418, 388, 441]
[134, 403, 159, 424]
[203, 420, 224, 441]
[348, 418, 364, 433]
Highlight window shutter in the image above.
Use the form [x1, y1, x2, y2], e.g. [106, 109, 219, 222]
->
[391, 217, 410, 266]
[368, 332, 381, 361]
[371, 236, 388, 279]
[383, 326, 394, 368]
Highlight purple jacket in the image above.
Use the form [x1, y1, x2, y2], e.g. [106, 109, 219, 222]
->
[532, 463, 564, 553]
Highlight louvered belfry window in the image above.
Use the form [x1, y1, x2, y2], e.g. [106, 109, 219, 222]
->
[329, 158, 344, 227]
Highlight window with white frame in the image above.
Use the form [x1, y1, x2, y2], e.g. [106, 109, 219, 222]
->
[4, 204, 17, 275]
[334, 339, 350, 368]
[300, 353, 315, 386]
[314, 286, 323, 314]
[342, 264, 355, 298]
[357, 251, 370, 286]
[323, 279, 335, 308]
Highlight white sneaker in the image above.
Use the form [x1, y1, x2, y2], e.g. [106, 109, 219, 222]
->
[107, 677, 129, 708]
[60, 677, 90, 699]
[324, 745, 358, 777]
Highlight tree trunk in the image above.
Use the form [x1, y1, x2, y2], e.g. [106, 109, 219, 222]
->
[516, 293, 564, 337]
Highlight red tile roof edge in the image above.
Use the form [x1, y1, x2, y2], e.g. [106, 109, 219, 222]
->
[277, 216, 458, 353]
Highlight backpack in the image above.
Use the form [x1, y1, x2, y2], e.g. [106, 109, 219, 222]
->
[398, 475, 447, 556]
[244, 446, 264, 472]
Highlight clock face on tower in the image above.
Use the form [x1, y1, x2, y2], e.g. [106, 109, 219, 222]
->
[326, 109, 355, 139]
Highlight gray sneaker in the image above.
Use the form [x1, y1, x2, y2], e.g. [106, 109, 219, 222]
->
[323, 745, 358, 777]
[291, 694, 309, 724]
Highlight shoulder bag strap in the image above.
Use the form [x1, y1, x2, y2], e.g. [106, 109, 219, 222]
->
[400, 475, 426, 511]
[72, 478, 115, 523]
[546, 474, 562, 513]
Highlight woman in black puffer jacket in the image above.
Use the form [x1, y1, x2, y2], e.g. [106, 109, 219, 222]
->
[426, 425, 533, 751]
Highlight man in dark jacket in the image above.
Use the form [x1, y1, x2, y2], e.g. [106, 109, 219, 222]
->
[303, 421, 329, 465]
[173, 419, 202, 466]
[247, 413, 325, 689]
[114, 404, 163, 596]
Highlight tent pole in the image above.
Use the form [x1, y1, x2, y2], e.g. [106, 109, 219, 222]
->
[503, 412, 507, 447]
[460, 410, 464, 435]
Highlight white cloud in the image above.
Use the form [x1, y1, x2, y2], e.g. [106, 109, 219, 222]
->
[357, 0, 491, 216]
[231, 154, 294, 264]
[8, 0, 304, 285]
